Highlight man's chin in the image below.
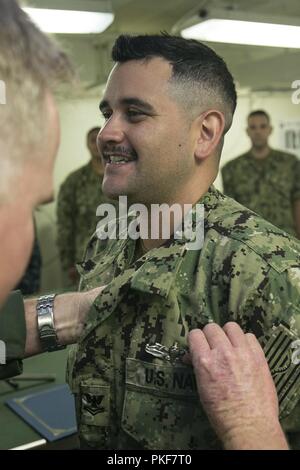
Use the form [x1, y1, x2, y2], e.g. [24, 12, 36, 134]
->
[102, 184, 129, 201]
[104, 192, 120, 201]
[253, 142, 267, 149]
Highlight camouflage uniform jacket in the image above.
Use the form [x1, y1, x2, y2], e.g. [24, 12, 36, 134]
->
[67, 186, 300, 450]
[221, 149, 300, 236]
[57, 162, 109, 271]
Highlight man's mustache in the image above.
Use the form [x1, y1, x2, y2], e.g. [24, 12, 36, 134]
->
[102, 146, 138, 159]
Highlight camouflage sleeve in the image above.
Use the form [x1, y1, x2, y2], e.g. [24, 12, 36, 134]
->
[56, 176, 77, 271]
[0, 290, 26, 379]
[221, 164, 236, 199]
[292, 158, 300, 201]
[238, 267, 300, 442]
[0, 360, 23, 380]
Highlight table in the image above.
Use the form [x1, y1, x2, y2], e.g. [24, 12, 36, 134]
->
[0, 347, 78, 450]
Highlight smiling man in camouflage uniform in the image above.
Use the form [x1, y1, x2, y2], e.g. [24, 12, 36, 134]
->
[67, 35, 300, 450]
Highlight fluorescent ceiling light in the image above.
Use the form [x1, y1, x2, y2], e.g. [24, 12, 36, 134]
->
[23, 7, 114, 34]
[182, 19, 300, 48]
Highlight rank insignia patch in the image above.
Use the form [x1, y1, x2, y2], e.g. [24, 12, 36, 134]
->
[262, 324, 300, 419]
[80, 381, 110, 426]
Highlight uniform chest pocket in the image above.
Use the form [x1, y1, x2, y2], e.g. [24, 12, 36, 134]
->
[121, 358, 220, 450]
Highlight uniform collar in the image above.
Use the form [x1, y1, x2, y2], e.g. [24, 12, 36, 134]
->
[81, 186, 224, 339]
[246, 148, 275, 163]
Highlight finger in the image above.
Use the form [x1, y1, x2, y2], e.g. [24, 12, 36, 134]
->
[223, 322, 247, 347]
[245, 333, 266, 360]
[182, 352, 192, 365]
[202, 322, 231, 349]
[188, 329, 210, 360]
[82, 285, 107, 310]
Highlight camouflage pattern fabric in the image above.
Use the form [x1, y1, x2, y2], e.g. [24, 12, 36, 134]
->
[0, 291, 26, 379]
[56, 162, 113, 272]
[67, 186, 300, 450]
[221, 149, 300, 236]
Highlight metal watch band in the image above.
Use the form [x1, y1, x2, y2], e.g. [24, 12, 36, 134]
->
[36, 294, 66, 352]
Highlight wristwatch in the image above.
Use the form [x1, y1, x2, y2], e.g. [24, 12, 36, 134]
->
[36, 294, 66, 352]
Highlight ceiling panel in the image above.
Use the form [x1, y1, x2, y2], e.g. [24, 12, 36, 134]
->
[23, 0, 300, 90]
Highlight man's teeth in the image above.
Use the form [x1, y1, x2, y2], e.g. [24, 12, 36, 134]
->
[109, 156, 132, 164]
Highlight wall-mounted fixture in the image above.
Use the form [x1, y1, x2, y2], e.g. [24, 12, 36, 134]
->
[23, 0, 114, 34]
[174, 7, 300, 48]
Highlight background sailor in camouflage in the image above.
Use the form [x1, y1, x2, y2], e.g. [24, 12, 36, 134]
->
[222, 110, 300, 238]
[67, 35, 300, 450]
[57, 127, 115, 285]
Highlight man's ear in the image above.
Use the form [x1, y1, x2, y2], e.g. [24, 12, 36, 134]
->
[193, 110, 225, 161]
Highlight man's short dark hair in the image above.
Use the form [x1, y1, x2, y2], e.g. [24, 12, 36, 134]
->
[111, 34, 237, 133]
[248, 110, 270, 123]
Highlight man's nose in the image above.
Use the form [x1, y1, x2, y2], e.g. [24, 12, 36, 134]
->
[98, 116, 125, 145]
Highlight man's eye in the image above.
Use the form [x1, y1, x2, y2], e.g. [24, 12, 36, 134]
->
[127, 109, 144, 119]
[102, 111, 112, 120]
